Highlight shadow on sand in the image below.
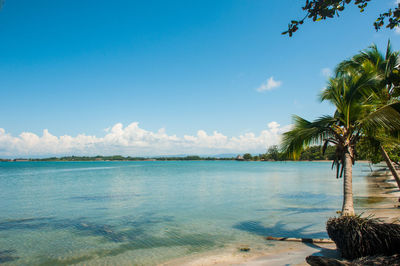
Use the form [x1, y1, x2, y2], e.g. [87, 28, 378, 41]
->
[233, 220, 327, 239]
[303, 242, 341, 259]
[234, 220, 341, 260]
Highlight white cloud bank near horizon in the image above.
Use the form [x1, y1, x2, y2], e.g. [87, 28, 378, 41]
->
[0, 122, 291, 157]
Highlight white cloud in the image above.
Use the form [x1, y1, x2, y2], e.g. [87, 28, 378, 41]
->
[0, 122, 291, 157]
[321, 68, 332, 78]
[256, 76, 282, 92]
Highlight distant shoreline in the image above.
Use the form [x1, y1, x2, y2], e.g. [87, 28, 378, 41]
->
[0, 157, 374, 163]
[0, 158, 370, 163]
[1, 145, 377, 163]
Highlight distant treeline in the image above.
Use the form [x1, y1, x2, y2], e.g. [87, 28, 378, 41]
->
[0, 145, 375, 162]
[0, 155, 234, 162]
[240, 145, 337, 161]
[241, 145, 372, 162]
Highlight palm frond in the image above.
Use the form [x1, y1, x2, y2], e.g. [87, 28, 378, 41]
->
[374, 133, 400, 145]
[281, 115, 337, 160]
[385, 40, 392, 62]
[360, 102, 400, 132]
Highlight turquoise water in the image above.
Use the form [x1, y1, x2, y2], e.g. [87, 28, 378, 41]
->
[0, 161, 377, 265]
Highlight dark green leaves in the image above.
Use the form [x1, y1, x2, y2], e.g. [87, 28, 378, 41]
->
[374, 4, 400, 31]
[283, 0, 400, 37]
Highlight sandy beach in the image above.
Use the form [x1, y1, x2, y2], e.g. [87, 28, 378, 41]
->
[161, 168, 400, 266]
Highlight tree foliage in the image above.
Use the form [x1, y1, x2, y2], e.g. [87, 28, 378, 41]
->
[280, 43, 400, 215]
[335, 41, 400, 166]
[240, 145, 338, 161]
[283, 0, 400, 36]
[243, 153, 253, 160]
[356, 136, 400, 164]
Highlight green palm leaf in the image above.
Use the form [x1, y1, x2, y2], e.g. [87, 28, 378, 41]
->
[360, 102, 400, 131]
[281, 115, 337, 159]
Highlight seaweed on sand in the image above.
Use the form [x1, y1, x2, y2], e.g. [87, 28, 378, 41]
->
[306, 254, 400, 265]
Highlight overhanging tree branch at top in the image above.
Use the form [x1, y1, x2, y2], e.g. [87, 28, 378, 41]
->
[283, 0, 400, 37]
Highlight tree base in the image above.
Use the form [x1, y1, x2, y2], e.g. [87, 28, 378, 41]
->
[326, 216, 400, 260]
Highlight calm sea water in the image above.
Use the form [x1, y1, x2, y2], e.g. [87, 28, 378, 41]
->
[0, 161, 380, 265]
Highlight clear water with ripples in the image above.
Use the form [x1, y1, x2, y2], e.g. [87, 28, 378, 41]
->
[0, 161, 378, 265]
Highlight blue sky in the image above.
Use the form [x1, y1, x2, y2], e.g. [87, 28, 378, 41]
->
[0, 0, 399, 156]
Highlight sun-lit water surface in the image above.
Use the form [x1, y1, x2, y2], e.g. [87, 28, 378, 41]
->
[0, 161, 380, 265]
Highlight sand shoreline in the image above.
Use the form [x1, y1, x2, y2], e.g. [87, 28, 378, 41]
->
[160, 169, 400, 266]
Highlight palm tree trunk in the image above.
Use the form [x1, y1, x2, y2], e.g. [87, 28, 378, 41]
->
[379, 145, 400, 190]
[341, 151, 355, 216]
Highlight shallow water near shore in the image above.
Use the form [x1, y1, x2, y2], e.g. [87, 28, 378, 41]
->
[0, 161, 385, 265]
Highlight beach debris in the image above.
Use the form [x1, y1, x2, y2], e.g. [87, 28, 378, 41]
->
[265, 236, 334, 244]
[306, 254, 400, 266]
[327, 215, 400, 260]
[306, 255, 349, 265]
[351, 254, 400, 265]
[238, 245, 250, 252]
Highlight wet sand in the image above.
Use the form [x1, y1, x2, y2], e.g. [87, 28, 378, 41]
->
[161, 168, 400, 266]
[162, 241, 338, 266]
[360, 169, 400, 222]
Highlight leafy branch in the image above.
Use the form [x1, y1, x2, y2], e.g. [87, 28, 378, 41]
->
[283, 0, 400, 37]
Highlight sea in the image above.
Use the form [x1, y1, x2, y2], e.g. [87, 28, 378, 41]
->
[0, 161, 385, 265]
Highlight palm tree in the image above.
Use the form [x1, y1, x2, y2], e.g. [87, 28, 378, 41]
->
[282, 69, 400, 216]
[336, 41, 400, 189]
[336, 40, 400, 101]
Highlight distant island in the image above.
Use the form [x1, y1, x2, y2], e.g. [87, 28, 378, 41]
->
[0, 145, 373, 162]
